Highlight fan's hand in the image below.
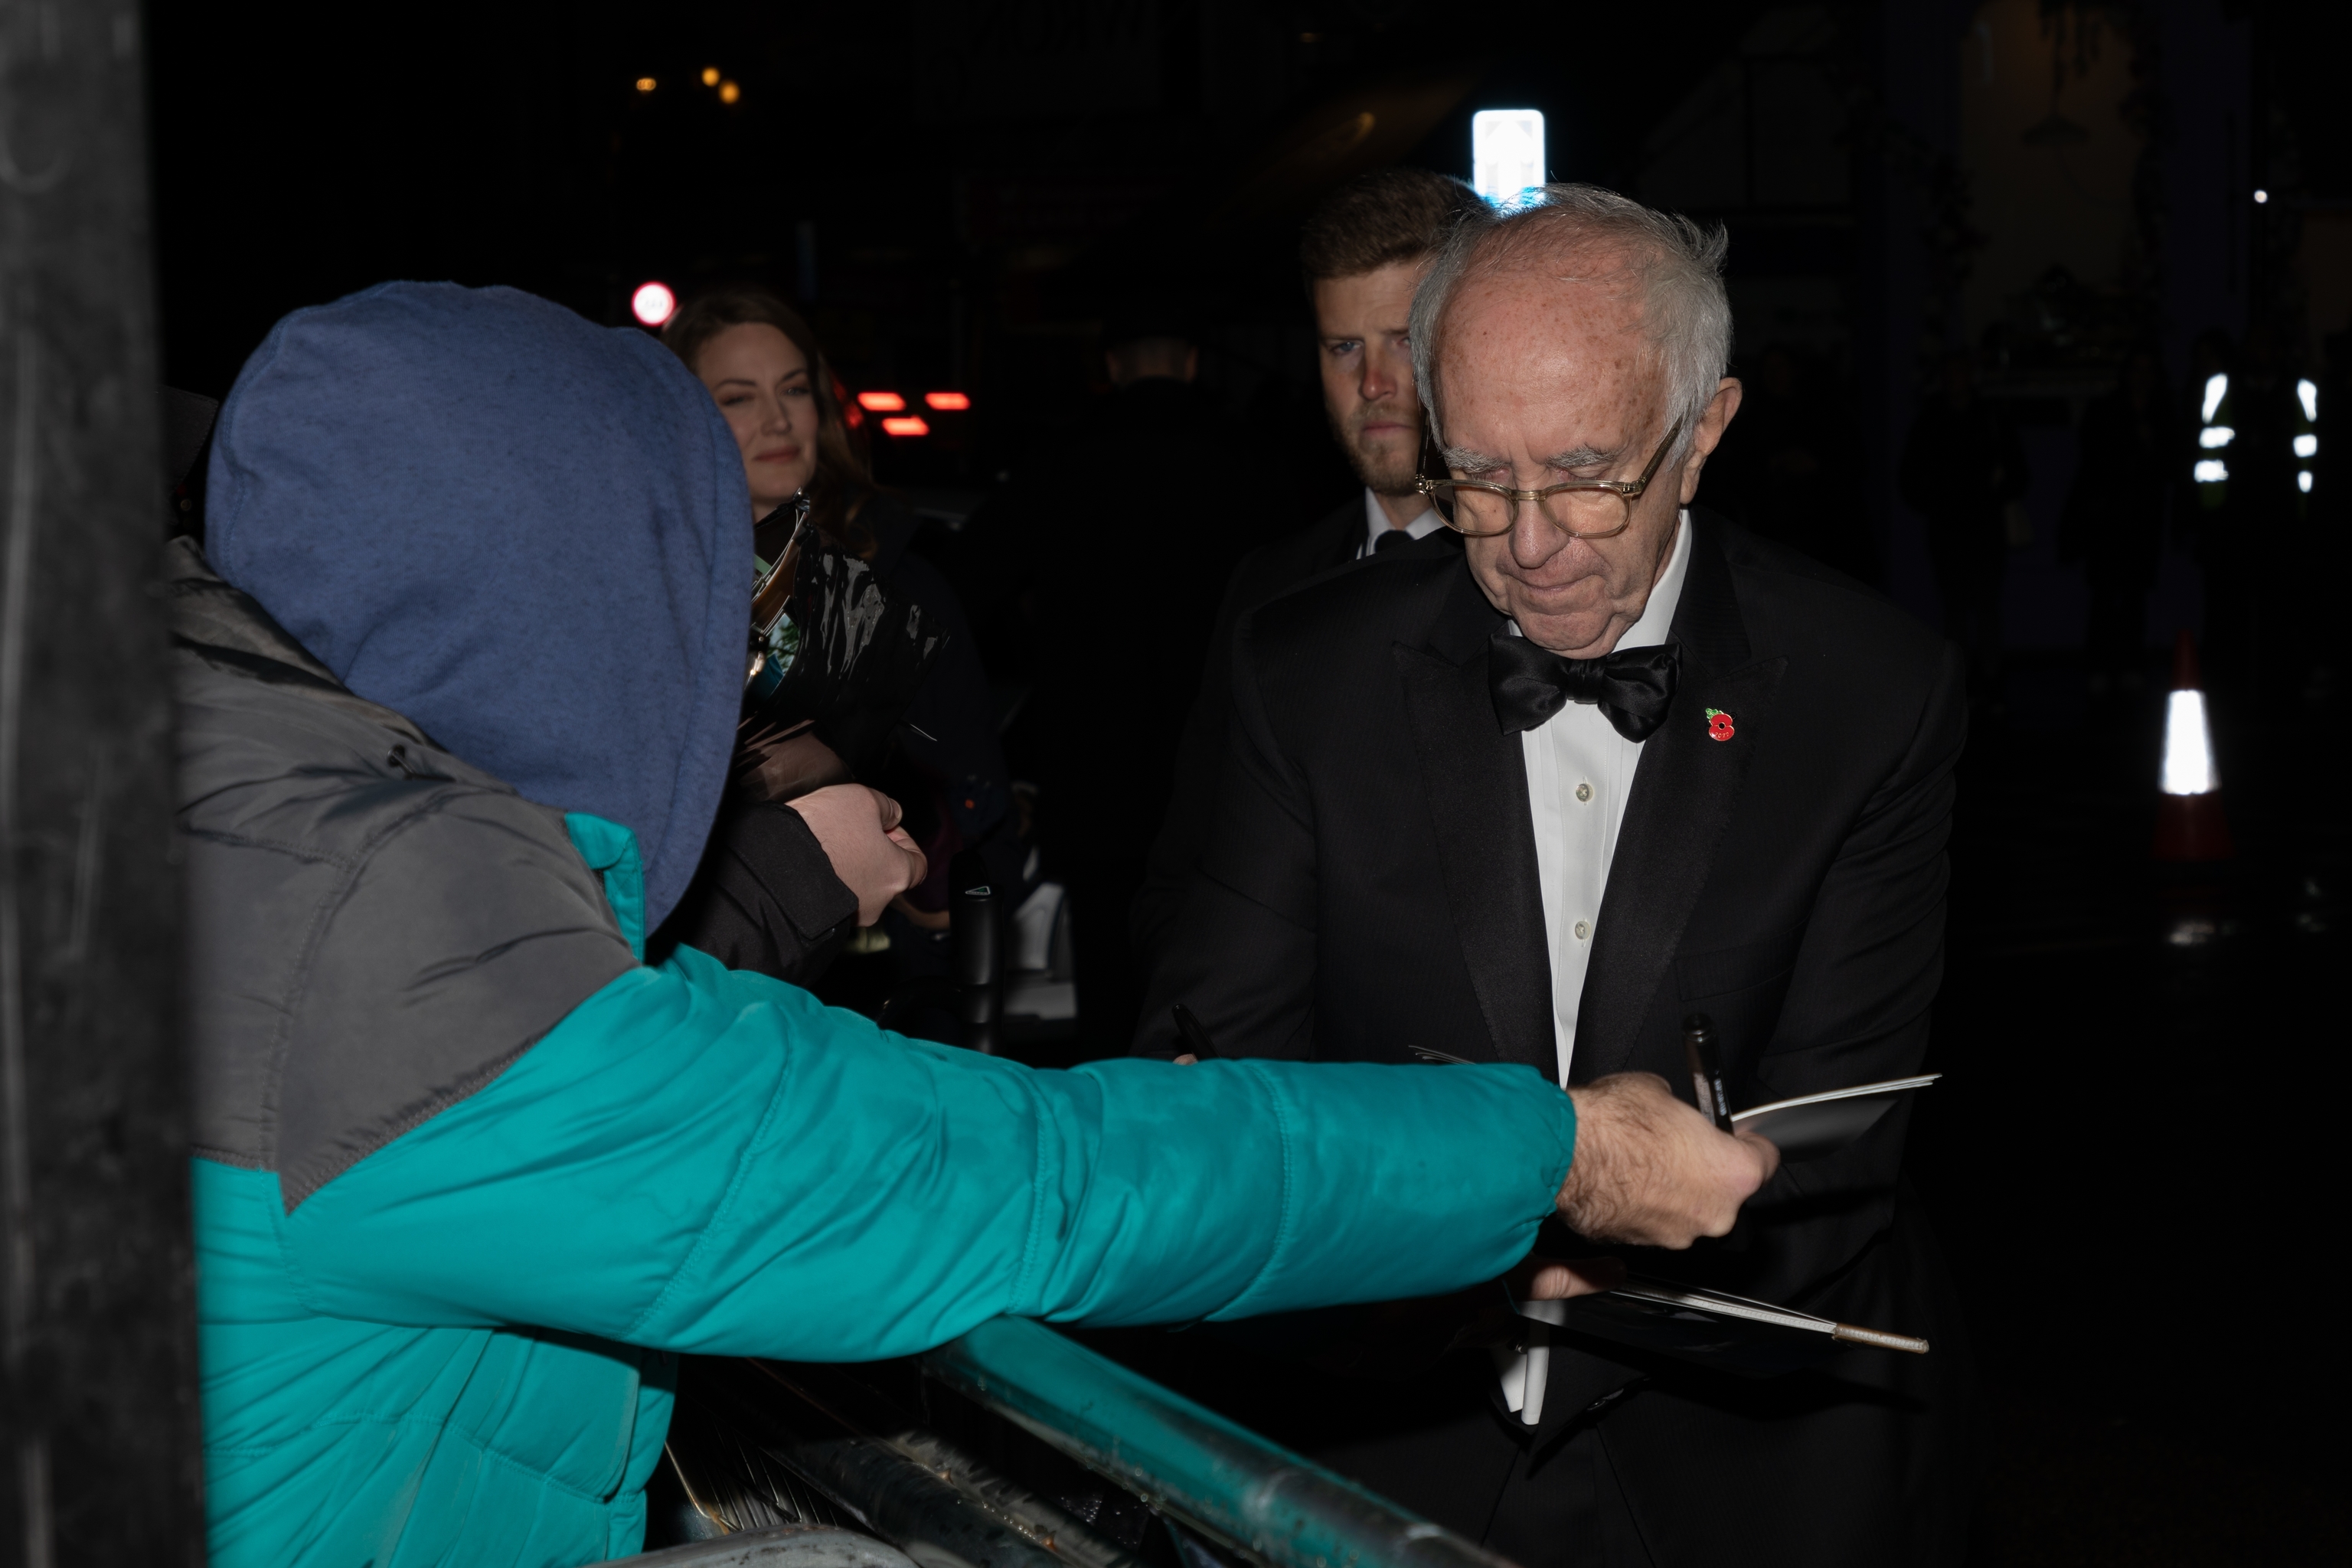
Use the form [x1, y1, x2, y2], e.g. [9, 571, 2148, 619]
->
[1556, 1073, 1778, 1247]
[786, 785, 927, 926]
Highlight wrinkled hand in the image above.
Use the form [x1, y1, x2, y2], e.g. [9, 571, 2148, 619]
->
[785, 785, 927, 926]
[1555, 1073, 1779, 1247]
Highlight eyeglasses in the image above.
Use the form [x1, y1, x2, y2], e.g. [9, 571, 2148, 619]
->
[1415, 416, 1684, 540]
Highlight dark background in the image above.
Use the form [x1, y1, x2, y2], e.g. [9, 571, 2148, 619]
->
[148, 2, 2350, 1562]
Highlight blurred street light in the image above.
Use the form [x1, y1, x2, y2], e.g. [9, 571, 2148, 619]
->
[631, 282, 677, 328]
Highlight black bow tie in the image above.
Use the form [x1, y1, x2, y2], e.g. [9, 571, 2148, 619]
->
[1488, 626, 1681, 742]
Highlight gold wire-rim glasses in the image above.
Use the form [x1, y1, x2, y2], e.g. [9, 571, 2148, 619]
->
[1415, 416, 1685, 540]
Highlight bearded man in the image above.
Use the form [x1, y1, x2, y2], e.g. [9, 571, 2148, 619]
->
[1135, 167, 1478, 956]
[1136, 186, 1971, 1566]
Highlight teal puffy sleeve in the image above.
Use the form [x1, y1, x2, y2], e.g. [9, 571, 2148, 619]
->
[278, 947, 1576, 1360]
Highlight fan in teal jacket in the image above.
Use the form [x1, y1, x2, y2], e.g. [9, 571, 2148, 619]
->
[182, 282, 1578, 1568]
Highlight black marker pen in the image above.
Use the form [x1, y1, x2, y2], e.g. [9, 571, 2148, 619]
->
[1682, 1012, 1733, 1132]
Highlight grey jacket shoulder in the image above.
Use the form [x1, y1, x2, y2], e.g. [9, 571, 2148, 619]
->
[172, 539, 635, 1208]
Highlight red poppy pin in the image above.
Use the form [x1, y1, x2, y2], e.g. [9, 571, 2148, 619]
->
[1705, 707, 1736, 742]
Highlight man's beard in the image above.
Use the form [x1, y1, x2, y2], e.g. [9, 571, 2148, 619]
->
[1329, 401, 1423, 498]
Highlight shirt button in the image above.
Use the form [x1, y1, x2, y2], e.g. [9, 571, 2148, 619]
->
[1575, 781, 1593, 803]
[1573, 920, 1592, 940]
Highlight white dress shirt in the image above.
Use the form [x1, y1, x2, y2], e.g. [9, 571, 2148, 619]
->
[1355, 488, 1443, 558]
[1518, 509, 1692, 1087]
[1491, 511, 1692, 1428]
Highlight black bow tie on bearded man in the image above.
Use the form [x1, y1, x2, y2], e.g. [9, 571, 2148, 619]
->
[1488, 623, 1681, 742]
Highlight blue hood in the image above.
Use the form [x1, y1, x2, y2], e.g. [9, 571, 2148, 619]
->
[205, 281, 750, 928]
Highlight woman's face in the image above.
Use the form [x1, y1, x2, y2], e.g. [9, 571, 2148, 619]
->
[695, 322, 821, 518]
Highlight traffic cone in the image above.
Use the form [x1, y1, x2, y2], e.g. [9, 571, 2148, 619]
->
[2153, 631, 2234, 861]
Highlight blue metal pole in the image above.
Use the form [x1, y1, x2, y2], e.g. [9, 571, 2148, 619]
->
[923, 1318, 1521, 1568]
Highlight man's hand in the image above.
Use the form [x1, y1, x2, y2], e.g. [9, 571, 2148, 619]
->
[784, 785, 928, 926]
[1556, 1073, 1779, 1247]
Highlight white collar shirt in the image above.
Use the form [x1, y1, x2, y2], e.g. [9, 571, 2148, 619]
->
[1517, 509, 1694, 1087]
[1355, 488, 1443, 558]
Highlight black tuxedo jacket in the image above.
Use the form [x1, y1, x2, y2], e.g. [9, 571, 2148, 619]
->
[1132, 496, 1365, 956]
[1134, 511, 1971, 1566]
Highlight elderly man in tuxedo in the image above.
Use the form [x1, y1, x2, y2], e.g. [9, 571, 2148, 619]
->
[1137, 185, 1971, 1566]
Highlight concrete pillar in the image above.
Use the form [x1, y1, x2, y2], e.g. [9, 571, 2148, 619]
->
[0, 2, 204, 1563]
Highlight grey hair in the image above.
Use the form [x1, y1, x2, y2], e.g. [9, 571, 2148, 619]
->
[1408, 184, 1732, 460]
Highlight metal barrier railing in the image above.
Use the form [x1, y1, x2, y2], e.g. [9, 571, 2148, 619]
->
[648, 1318, 1521, 1568]
[922, 1318, 1515, 1568]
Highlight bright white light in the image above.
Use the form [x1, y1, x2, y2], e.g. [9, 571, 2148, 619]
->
[2202, 373, 2229, 423]
[2194, 459, 2228, 483]
[2161, 689, 2218, 795]
[2198, 425, 2235, 449]
[2299, 470, 2314, 494]
[2298, 378, 2318, 421]
[2253, 188, 2269, 204]
[630, 281, 677, 327]
[2294, 433, 2318, 459]
[1472, 109, 1547, 206]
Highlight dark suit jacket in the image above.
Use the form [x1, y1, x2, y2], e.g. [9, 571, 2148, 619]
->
[1132, 496, 1364, 957]
[1134, 511, 1971, 1566]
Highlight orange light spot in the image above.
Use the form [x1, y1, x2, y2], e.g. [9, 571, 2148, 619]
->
[701, 66, 720, 86]
[880, 416, 930, 437]
[635, 77, 656, 93]
[718, 80, 741, 104]
[923, 391, 972, 410]
[856, 390, 906, 412]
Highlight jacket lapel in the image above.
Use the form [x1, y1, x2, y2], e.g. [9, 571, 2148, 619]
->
[1573, 515, 1785, 1081]
[1394, 567, 1557, 1076]
[1320, 497, 1363, 570]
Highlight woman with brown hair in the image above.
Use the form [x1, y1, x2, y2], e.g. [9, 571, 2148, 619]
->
[663, 283, 875, 565]
[657, 284, 1021, 1015]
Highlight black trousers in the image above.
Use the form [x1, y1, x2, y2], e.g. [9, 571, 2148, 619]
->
[1095, 1197, 1975, 1567]
[1066, 853, 1147, 1058]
